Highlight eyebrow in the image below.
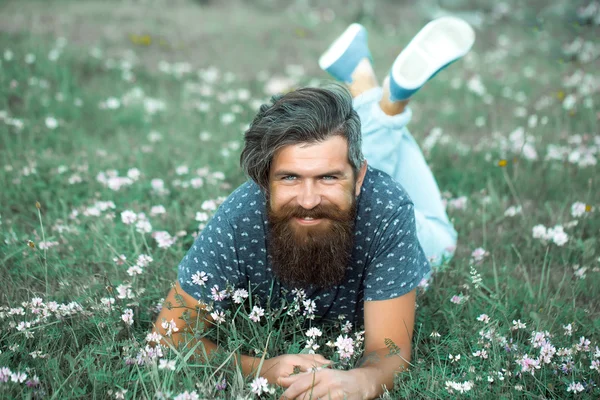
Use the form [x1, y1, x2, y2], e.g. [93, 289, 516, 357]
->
[272, 169, 347, 178]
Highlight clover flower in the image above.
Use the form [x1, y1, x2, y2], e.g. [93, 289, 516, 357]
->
[531, 224, 569, 246]
[210, 310, 226, 324]
[445, 380, 473, 394]
[476, 314, 490, 323]
[215, 378, 227, 391]
[192, 271, 208, 287]
[292, 288, 306, 301]
[0, 367, 12, 382]
[504, 206, 523, 217]
[116, 284, 134, 299]
[530, 331, 551, 348]
[121, 210, 137, 225]
[210, 285, 228, 302]
[175, 165, 189, 175]
[158, 359, 176, 371]
[146, 332, 162, 344]
[10, 371, 27, 383]
[137, 254, 153, 267]
[571, 202, 588, 217]
[121, 309, 134, 326]
[576, 336, 591, 352]
[249, 306, 265, 323]
[516, 354, 541, 375]
[334, 335, 355, 360]
[127, 265, 143, 276]
[472, 350, 488, 359]
[539, 342, 556, 364]
[470, 247, 488, 263]
[152, 231, 176, 248]
[305, 338, 320, 354]
[173, 391, 200, 400]
[195, 212, 209, 222]
[161, 319, 179, 336]
[113, 255, 127, 265]
[511, 320, 526, 331]
[232, 288, 249, 304]
[449, 354, 461, 363]
[25, 375, 40, 388]
[450, 294, 468, 304]
[302, 299, 317, 319]
[447, 196, 468, 211]
[201, 199, 217, 211]
[45, 116, 58, 129]
[566, 382, 585, 393]
[341, 321, 353, 334]
[249, 376, 270, 396]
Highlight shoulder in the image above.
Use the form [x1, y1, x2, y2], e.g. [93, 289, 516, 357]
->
[358, 166, 413, 212]
[214, 180, 267, 224]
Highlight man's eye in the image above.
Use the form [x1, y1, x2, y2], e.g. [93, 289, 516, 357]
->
[282, 176, 296, 181]
[322, 176, 336, 180]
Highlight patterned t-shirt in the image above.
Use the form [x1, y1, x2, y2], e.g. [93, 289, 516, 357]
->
[178, 166, 430, 328]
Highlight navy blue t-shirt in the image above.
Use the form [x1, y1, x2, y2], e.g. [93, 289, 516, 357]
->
[178, 166, 430, 328]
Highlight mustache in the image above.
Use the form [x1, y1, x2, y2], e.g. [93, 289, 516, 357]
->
[269, 204, 353, 222]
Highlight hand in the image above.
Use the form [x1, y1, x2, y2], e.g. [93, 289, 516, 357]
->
[259, 353, 332, 386]
[278, 368, 369, 400]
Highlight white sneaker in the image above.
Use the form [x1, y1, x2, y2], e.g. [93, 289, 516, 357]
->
[388, 16, 475, 101]
[319, 23, 372, 83]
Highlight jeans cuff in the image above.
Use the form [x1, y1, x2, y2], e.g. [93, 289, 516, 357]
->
[353, 87, 413, 130]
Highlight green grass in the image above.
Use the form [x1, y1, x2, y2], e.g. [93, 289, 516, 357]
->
[1, 0, 599, 398]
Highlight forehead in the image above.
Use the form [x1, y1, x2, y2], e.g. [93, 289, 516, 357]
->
[270, 136, 351, 175]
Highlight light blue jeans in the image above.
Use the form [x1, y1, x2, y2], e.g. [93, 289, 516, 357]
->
[354, 87, 457, 266]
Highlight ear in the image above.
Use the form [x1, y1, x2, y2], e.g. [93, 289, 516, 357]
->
[355, 160, 368, 197]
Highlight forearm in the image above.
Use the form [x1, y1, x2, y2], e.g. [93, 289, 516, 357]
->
[350, 347, 411, 399]
[154, 323, 260, 377]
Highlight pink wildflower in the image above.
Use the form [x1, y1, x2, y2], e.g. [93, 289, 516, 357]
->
[121, 309, 134, 326]
[516, 354, 541, 375]
[334, 335, 355, 360]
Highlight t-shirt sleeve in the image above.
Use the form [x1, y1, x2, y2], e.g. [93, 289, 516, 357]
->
[178, 211, 243, 311]
[363, 203, 431, 301]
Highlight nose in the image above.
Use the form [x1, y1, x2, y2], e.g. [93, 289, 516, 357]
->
[297, 181, 321, 210]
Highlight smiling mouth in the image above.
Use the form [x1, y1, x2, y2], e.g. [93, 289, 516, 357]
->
[294, 217, 323, 225]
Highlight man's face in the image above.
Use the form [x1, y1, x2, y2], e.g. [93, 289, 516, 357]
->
[266, 136, 367, 289]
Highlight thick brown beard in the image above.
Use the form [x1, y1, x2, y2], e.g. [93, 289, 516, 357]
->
[266, 197, 357, 290]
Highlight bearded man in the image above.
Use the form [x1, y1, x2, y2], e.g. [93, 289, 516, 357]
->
[154, 17, 474, 399]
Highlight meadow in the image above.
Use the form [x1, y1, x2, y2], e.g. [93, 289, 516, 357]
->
[0, 0, 599, 398]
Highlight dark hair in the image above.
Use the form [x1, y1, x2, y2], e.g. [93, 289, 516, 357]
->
[240, 83, 364, 191]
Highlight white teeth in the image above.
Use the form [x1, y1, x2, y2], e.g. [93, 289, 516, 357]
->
[303, 217, 314, 220]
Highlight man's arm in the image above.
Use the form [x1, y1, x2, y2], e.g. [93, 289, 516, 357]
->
[152, 281, 260, 376]
[350, 289, 416, 398]
[278, 290, 416, 399]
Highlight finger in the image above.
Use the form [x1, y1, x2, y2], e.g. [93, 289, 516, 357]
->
[280, 371, 322, 399]
[294, 386, 337, 400]
[296, 359, 328, 373]
[305, 353, 331, 364]
[278, 373, 300, 388]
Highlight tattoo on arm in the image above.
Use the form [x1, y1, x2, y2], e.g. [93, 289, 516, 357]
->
[357, 351, 381, 367]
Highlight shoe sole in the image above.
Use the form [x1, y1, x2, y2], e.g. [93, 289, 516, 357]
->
[318, 23, 366, 71]
[391, 16, 475, 91]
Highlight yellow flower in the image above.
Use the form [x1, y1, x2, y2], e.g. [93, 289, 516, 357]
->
[27, 240, 35, 249]
[585, 204, 592, 212]
[497, 159, 508, 167]
[129, 34, 152, 46]
[556, 91, 565, 100]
